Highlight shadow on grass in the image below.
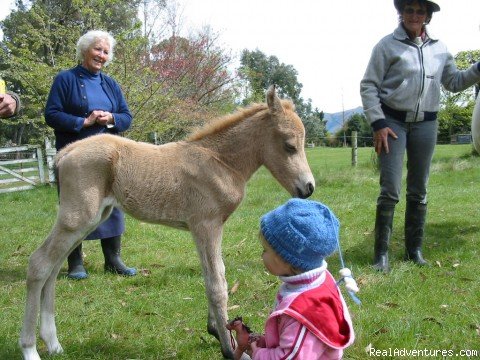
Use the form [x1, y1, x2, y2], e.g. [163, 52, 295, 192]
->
[343, 219, 478, 270]
[0, 267, 26, 284]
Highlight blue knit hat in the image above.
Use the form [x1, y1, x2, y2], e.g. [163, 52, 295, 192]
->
[260, 199, 339, 272]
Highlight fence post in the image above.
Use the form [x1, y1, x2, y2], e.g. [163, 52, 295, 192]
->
[351, 131, 358, 166]
[45, 138, 57, 183]
[35, 146, 46, 184]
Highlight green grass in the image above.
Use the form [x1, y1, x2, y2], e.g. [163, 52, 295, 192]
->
[1, 144, 479, 359]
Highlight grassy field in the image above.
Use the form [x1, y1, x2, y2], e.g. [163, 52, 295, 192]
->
[1, 144, 479, 359]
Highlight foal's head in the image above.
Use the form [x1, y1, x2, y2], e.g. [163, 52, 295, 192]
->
[262, 86, 315, 199]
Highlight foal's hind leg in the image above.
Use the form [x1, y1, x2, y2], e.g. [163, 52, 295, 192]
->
[38, 259, 65, 355]
[39, 237, 81, 354]
[19, 228, 72, 360]
[20, 225, 94, 360]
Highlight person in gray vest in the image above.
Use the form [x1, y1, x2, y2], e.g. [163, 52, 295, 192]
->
[360, 0, 480, 272]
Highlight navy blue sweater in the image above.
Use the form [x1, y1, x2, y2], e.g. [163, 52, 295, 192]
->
[45, 65, 132, 150]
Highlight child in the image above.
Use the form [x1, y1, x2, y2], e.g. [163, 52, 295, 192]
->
[227, 199, 355, 360]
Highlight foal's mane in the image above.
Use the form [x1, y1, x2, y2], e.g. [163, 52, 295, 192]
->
[187, 100, 295, 142]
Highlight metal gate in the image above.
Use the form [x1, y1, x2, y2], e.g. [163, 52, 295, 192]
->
[0, 145, 47, 193]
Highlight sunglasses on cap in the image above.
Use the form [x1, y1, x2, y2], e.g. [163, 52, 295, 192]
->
[403, 7, 427, 16]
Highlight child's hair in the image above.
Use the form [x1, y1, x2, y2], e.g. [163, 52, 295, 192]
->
[260, 199, 339, 272]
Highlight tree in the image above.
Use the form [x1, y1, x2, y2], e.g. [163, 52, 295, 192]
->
[0, 0, 238, 145]
[238, 48, 325, 142]
[335, 113, 372, 147]
[0, 0, 144, 145]
[239, 49, 303, 106]
[150, 29, 236, 107]
[302, 101, 326, 145]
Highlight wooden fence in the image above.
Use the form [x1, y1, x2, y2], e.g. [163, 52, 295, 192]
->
[0, 140, 56, 194]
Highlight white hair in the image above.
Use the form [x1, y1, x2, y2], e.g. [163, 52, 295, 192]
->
[76, 30, 116, 66]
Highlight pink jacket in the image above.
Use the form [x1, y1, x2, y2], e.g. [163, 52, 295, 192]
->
[252, 263, 354, 360]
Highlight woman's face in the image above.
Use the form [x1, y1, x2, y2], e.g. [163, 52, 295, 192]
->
[402, 1, 428, 37]
[82, 39, 110, 73]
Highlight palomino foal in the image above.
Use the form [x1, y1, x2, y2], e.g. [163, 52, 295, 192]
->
[19, 86, 315, 360]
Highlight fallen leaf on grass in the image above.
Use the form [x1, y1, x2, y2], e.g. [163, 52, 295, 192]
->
[435, 261, 441, 267]
[139, 269, 151, 276]
[229, 281, 240, 294]
[422, 317, 443, 326]
[12, 245, 24, 256]
[373, 327, 388, 336]
[150, 263, 165, 268]
[184, 327, 195, 335]
[469, 323, 480, 336]
[228, 305, 240, 311]
[377, 302, 399, 309]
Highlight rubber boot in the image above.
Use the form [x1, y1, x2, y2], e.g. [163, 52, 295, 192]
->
[67, 243, 88, 280]
[404, 202, 428, 266]
[101, 236, 137, 276]
[373, 204, 395, 273]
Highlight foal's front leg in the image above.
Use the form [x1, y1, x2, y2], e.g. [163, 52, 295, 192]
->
[192, 222, 243, 359]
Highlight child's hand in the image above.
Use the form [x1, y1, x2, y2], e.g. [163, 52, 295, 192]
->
[226, 318, 251, 352]
[250, 334, 265, 348]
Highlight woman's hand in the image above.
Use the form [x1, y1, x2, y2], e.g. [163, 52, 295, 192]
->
[96, 111, 114, 126]
[83, 110, 114, 128]
[374, 127, 398, 154]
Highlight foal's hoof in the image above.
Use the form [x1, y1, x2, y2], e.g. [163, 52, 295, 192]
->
[47, 341, 64, 355]
[20, 346, 42, 360]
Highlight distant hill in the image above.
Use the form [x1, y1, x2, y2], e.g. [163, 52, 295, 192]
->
[324, 106, 363, 134]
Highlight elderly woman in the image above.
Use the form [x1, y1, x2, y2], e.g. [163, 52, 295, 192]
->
[45, 30, 136, 279]
[360, 0, 480, 272]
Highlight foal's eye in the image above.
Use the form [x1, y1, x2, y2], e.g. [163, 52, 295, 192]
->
[284, 142, 297, 154]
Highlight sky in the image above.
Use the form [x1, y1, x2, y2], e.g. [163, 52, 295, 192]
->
[1, 0, 479, 113]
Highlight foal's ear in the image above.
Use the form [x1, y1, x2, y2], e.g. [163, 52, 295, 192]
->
[266, 85, 284, 115]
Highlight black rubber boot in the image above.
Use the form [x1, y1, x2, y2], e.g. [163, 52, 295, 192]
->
[101, 236, 137, 276]
[67, 243, 88, 280]
[404, 202, 429, 266]
[373, 204, 395, 273]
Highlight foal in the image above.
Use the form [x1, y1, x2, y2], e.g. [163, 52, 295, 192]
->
[19, 86, 315, 360]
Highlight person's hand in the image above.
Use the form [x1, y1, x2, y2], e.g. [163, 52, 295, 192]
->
[95, 111, 113, 126]
[374, 127, 398, 154]
[226, 318, 251, 356]
[0, 93, 17, 118]
[250, 335, 266, 353]
[84, 110, 101, 127]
